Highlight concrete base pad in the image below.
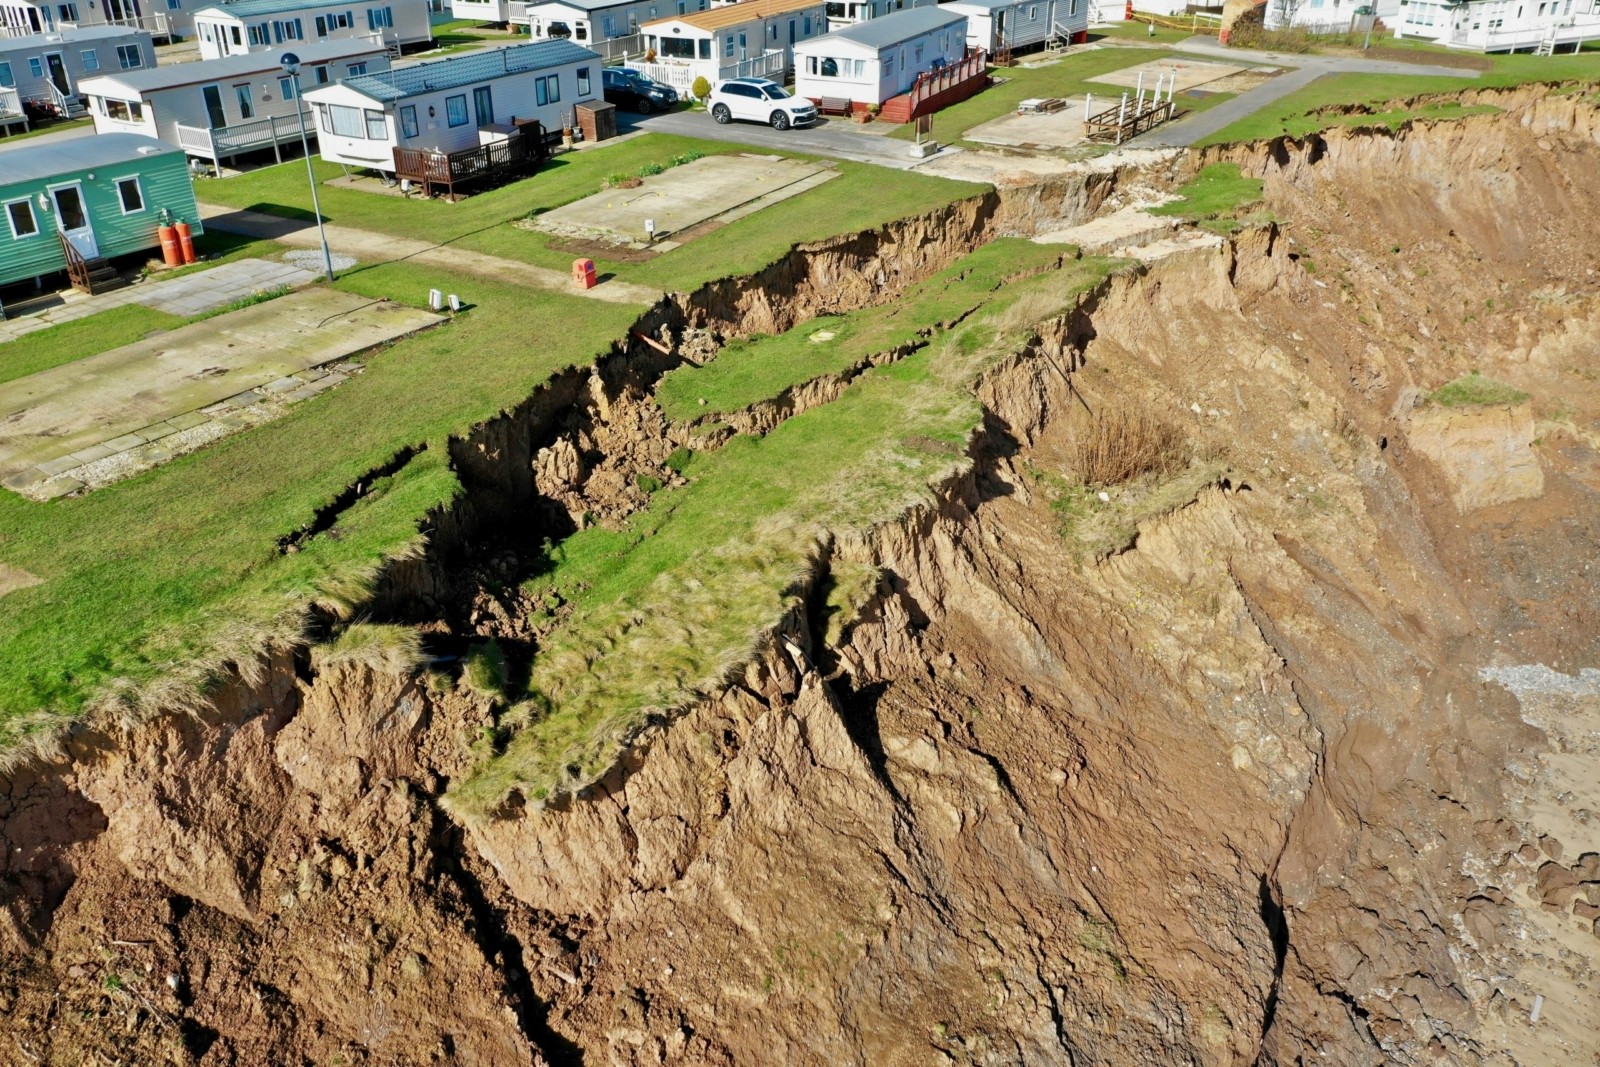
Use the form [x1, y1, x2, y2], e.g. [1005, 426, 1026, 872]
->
[0, 288, 442, 499]
[966, 102, 1092, 150]
[1087, 58, 1247, 92]
[532, 154, 838, 247]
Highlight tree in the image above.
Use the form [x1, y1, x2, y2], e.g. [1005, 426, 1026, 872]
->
[692, 76, 712, 103]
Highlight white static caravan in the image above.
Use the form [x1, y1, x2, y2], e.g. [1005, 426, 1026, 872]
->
[1390, 0, 1599, 50]
[1265, 0, 1398, 33]
[942, 0, 1086, 54]
[190, 0, 431, 60]
[516, 0, 698, 56]
[0, 0, 176, 40]
[791, 6, 964, 106]
[821, 0, 933, 32]
[303, 38, 599, 171]
[633, 0, 827, 91]
[0, 25, 153, 113]
[79, 37, 388, 169]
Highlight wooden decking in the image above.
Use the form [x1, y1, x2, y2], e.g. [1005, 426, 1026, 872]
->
[392, 120, 548, 201]
[1083, 98, 1176, 145]
[878, 50, 990, 125]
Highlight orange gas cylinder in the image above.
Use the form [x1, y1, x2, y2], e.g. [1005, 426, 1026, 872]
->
[572, 258, 597, 290]
[158, 224, 182, 267]
[175, 221, 196, 264]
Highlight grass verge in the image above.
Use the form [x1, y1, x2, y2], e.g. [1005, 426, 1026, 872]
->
[1198, 46, 1600, 145]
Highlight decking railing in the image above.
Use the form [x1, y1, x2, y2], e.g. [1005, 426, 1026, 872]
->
[58, 12, 172, 36]
[56, 228, 91, 292]
[175, 111, 314, 169]
[392, 120, 546, 200]
[906, 50, 987, 114]
[0, 86, 26, 132]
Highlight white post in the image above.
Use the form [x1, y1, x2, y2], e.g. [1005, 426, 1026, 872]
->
[1168, 72, 1177, 104]
[1084, 92, 1092, 119]
[1117, 91, 1128, 125]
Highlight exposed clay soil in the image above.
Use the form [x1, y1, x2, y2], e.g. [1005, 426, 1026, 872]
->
[4, 85, 1600, 1067]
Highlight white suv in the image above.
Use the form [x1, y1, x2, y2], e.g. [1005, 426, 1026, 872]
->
[708, 78, 818, 130]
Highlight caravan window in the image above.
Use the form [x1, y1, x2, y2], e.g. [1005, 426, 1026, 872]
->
[6, 199, 38, 239]
[399, 103, 417, 137]
[446, 94, 468, 125]
[104, 98, 143, 120]
[325, 103, 366, 136]
[365, 109, 386, 138]
[81, 49, 99, 70]
[660, 36, 695, 57]
[116, 176, 144, 214]
[0, 62, 12, 88]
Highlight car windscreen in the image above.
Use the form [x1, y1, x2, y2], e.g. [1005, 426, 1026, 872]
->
[762, 86, 790, 100]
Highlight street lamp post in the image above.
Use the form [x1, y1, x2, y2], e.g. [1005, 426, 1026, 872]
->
[279, 51, 336, 283]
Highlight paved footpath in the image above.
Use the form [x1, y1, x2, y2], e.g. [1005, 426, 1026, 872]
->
[1127, 37, 1478, 147]
[199, 204, 665, 306]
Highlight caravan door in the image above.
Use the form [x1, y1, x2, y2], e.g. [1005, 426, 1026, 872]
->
[50, 184, 98, 259]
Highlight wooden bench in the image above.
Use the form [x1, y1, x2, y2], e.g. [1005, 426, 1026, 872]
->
[816, 97, 854, 116]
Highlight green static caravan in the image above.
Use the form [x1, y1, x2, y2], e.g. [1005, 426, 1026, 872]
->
[0, 132, 202, 291]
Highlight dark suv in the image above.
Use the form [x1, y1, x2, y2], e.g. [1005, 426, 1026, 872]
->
[602, 67, 678, 113]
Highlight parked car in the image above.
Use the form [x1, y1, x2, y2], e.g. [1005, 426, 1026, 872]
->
[708, 78, 818, 130]
[603, 68, 678, 114]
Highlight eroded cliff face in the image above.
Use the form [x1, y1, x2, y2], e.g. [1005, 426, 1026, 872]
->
[3, 90, 1600, 1067]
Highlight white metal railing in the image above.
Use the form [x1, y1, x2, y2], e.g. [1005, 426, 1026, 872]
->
[626, 49, 785, 89]
[59, 12, 172, 36]
[0, 85, 22, 116]
[175, 110, 313, 162]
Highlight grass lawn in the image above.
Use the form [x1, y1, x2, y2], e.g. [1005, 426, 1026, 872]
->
[0, 118, 92, 143]
[1198, 44, 1600, 145]
[887, 47, 1240, 144]
[0, 134, 985, 758]
[1090, 23, 1207, 46]
[449, 248, 1126, 813]
[201, 133, 987, 292]
[0, 261, 643, 753]
[0, 306, 185, 386]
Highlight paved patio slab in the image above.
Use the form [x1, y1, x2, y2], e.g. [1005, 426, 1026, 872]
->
[532, 154, 839, 246]
[966, 103, 1093, 150]
[0, 288, 441, 498]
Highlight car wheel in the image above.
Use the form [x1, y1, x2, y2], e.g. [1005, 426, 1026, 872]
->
[637, 96, 654, 114]
[712, 103, 732, 124]
[770, 111, 789, 131]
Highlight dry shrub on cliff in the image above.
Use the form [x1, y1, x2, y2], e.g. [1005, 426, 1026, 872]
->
[1067, 406, 1189, 487]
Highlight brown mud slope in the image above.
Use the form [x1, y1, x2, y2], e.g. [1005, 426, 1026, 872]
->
[4, 87, 1600, 1066]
